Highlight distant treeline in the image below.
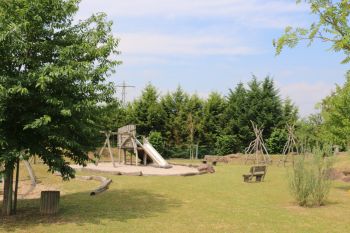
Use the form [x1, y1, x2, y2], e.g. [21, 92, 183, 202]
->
[101, 76, 300, 157]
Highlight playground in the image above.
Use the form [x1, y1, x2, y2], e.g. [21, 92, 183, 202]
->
[70, 125, 202, 176]
[1, 155, 350, 233]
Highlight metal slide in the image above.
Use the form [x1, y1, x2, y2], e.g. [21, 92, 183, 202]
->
[136, 139, 172, 168]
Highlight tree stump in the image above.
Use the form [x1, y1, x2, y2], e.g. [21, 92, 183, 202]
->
[40, 191, 60, 214]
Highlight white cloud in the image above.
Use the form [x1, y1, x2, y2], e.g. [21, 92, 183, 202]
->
[77, 0, 307, 28]
[118, 33, 259, 58]
[278, 82, 334, 117]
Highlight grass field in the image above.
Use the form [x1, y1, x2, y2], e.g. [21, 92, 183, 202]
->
[1, 156, 350, 233]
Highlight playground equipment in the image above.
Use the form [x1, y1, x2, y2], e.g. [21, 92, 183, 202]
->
[278, 124, 299, 166]
[96, 125, 171, 168]
[98, 131, 118, 167]
[0, 159, 37, 198]
[244, 121, 271, 164]
[117, 125, 172, 168]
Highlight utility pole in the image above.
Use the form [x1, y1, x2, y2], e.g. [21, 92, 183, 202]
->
[116, 81, 135, 106]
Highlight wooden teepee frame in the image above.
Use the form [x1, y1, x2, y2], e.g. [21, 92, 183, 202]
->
[97, 131, 118, 167]
[278, 124, 299, 166]
[244, 121, 271, 164]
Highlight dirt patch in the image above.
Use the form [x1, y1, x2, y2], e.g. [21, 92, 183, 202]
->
[71, 163, 200, 176]
[328, 168, 350, 183]
[0, 180, 60, 201]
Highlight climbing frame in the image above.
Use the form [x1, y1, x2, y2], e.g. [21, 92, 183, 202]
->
[244, 121, 271, 165]
[278, 124, 299, 166]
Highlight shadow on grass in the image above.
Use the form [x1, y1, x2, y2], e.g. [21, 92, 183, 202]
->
[0, 189, 181, 231]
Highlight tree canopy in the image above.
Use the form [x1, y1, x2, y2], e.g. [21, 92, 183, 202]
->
[122, 77, 298, 156]
[0, 0, 119, 215]
[274, 0, 350, 63]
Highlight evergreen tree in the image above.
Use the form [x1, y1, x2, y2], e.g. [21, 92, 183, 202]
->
[128, 84, 166, 136]
[186, 94, 204, 146]
[161, 86, 189, 145]
[224, 76, 287, 152]
[224, 82, 250, 151]
[202, 92, 226, 147]
[282, 97, 299, 125]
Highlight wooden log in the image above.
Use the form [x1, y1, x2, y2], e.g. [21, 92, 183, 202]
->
[40, 191, 60, 214]
[90, 178, 112, 196]
[76, 175, 113, 196]
[119, 171, 143, 176]
[197, 164, 215, 173]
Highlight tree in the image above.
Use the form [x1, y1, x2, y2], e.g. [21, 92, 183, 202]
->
[267, 128, 288, 154]
[0, 0, 119, 215]
[148, 131, 165, 155]
[99, 99, 127, 132]
[296, 113, 324, 153]
[274, 0, 350, 64]
[127, 84, 166, 136]
[215, 135, 239, 155]
[224, 77, 285, 151]
[186, 94, 204, 145]
[201, 92, 226, 147]
[320, 71, 350, 148]
[282, 98, 299, 125]
[161, 86, 189, 145]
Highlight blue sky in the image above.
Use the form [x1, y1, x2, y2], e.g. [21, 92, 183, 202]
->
[77, 0, 348, 116]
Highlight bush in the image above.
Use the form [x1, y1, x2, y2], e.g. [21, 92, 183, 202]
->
[215, 135, 238, 155]
[267, 128, 288, 154]
[288, 150, 333, 207]
[148, 131, 165, 155]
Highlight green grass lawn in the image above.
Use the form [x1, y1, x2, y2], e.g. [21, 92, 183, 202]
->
[1, 156, 350, 233]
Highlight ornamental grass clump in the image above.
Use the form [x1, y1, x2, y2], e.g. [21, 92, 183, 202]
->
[288, 150, 333, 207]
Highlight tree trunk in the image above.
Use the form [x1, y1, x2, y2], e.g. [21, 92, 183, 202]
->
[13, 159, 20, 214]
[40, 191, 60, 214]
[2, 162, 14, 216]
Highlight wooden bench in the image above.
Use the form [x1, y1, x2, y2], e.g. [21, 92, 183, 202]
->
[243, 165, 267, 182]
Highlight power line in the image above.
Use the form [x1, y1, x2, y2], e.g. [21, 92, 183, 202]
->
[116, 81, 135, 106]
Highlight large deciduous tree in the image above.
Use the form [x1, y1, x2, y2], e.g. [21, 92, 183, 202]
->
[320, 71, 350, 148]
[0, 0, 119, 215]
[274, 0, 350, 63]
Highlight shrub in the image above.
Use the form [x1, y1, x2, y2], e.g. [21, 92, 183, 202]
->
[148, 131, 165, 155]
[267, 128, 288, 154]
[215, 135, 238, 155]
[288, 150, 333, 207]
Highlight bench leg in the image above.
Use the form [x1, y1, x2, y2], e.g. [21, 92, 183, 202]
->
[255, 175, 262, 182]
[243, 175, 251, 182]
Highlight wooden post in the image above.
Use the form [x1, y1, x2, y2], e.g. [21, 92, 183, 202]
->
[143, 152, 147, 166]
[40, 191, 60, 214]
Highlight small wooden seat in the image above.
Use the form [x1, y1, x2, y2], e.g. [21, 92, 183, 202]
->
[243, 165, 267, 182]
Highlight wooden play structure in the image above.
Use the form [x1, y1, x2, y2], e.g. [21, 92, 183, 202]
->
[244, 121, 271, 164]
[22, 160, 37, 197]
[1, 159, 37, 201]
[97, 125, 171, 168]
[117, 125, 141, 166]
[278, 124, 299, 166]
[98, 130, 118, 167]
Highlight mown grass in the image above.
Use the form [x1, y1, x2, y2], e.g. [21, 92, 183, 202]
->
[1, 155, 350, 233]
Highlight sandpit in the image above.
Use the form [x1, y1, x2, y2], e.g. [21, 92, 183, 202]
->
[71, 162, 200, 176]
